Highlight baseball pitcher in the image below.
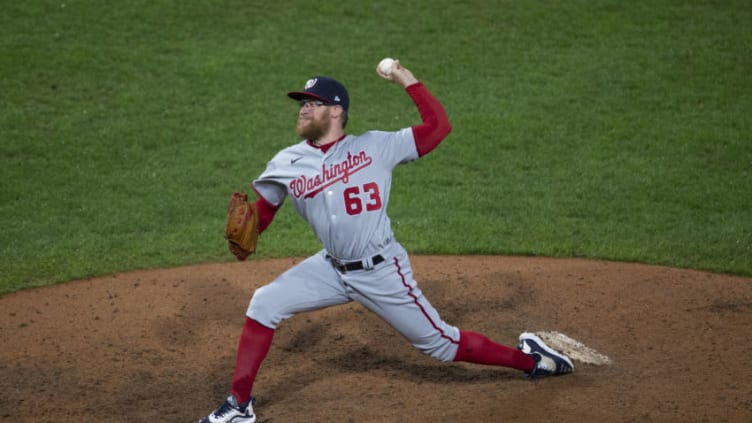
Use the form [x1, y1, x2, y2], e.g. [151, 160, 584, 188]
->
[200, 60, 574, 423]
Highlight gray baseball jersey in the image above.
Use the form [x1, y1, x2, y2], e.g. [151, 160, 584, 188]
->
[247, 127, 461, 362]
[253, 128, 415, 261]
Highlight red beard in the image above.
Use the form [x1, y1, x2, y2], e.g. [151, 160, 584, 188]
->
[296, 114, 330, 141]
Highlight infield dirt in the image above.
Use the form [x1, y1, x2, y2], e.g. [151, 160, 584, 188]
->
[2, 256, 751, 422]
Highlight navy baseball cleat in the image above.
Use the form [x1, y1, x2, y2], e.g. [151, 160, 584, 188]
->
[197, 395, 256, 423]
[518, 332, 574, 378]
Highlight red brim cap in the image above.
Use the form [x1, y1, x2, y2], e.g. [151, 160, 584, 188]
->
[286, 76, 349, 111]
[287, 91, 332, 103]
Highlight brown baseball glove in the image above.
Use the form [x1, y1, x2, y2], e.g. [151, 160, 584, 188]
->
[225, 192, 259, 261]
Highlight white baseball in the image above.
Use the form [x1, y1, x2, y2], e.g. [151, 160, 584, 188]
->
[378, 58, 395, 75]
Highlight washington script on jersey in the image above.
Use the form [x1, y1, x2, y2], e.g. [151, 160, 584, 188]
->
[290, 150, 373, 199]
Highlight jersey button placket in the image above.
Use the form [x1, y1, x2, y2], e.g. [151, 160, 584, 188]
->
[326, 190, 336, 221]
[324, 189, 339, 244]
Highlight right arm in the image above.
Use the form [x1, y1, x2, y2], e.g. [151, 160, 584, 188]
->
[406, 82, 451, 157]
[376, 60, 452, 157]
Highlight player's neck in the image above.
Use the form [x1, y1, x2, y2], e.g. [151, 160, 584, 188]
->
[311, 129, 345, 147]
[309, 133, 346, 152]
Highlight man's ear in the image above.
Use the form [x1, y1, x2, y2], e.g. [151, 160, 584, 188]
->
[330, 105, 343, 118]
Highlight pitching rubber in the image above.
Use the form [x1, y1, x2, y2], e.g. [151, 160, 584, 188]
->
[534, 331, 612, 366]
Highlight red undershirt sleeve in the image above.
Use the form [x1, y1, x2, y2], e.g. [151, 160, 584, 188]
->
[406, 82, 452, 157]
[254, 195, 279, 234]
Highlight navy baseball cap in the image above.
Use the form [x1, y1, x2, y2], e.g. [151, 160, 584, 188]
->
[287, 76, 349, 111]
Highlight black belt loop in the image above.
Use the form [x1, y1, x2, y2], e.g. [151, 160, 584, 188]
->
[327, 254, 385, 273]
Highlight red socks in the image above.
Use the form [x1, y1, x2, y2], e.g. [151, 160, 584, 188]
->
[453, 330, 535, 372]
[230, 318, 275, 404]
[230, 324, 532, 402]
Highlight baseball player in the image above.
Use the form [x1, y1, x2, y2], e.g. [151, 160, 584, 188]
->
[199, 60, 573, 423]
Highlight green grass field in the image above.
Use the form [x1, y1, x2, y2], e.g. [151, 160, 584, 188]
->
[2, 0, 750, 294]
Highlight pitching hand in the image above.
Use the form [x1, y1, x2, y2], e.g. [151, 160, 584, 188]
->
[376, 59, 419, 88]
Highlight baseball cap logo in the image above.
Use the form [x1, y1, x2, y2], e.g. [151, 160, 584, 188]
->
[304, 78, 317, 90]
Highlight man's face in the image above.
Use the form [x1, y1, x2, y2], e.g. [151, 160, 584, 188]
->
[295, 99, 332, 141]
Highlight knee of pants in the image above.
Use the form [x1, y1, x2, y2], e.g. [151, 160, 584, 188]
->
[246, 286, 286, 329]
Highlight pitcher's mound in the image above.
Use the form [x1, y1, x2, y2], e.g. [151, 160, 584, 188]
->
[1, 256, 750, 422]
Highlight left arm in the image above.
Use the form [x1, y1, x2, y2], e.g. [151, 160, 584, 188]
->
[254, 194, 279, 234]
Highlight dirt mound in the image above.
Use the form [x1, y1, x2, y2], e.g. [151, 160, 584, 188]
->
[2, 256, 750, 422]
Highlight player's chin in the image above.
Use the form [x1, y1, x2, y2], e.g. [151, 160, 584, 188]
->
[297, 123, 322, 140]
[296, 119, 310, 132]
[295, 123, 309, 138]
